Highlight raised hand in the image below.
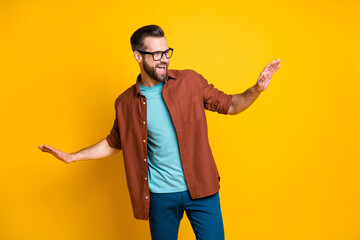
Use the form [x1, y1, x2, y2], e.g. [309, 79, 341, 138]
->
[255, 59, 281, 92]
[38, 144, 75, 164]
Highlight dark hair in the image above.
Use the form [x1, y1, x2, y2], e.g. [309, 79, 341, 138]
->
[130, 25, 165, 52]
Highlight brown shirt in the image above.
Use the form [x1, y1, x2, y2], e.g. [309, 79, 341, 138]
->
[106, 69, 233, 220]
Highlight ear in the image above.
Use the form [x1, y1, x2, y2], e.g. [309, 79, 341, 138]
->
[134, 51, 142, 63]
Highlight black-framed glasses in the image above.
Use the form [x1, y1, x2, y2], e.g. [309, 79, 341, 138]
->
[138, 48, 174, 61]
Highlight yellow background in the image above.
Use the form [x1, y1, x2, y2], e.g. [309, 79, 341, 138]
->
[1, 0, 359, 239]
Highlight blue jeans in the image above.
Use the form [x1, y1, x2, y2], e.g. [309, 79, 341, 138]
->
[149, 190, 224, 240]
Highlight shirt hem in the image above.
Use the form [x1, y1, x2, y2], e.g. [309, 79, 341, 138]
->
[149, 186, 189, 194]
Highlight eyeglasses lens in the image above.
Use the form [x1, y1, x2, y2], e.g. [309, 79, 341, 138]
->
[153, 49, 173, 61]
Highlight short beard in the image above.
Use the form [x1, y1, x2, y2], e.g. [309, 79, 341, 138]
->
[143, 59, 168, 82]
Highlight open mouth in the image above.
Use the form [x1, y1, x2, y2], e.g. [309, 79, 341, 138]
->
[156, 65, 167, 75]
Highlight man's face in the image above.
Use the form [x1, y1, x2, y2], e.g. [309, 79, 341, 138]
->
[141, 37, 170, 82]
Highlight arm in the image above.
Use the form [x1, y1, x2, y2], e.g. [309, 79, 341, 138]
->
[38, 138, 121, 164]
[228, 59, 281, 115]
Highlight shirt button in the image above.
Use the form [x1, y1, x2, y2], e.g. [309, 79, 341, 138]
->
[145, 196, 148, 199]
[143, 158, 147, 162]
[143, 139, 146, 143]
[144, 177, 147, 180]
[142, 121, 146, 124]
[143, 102, 146, 105]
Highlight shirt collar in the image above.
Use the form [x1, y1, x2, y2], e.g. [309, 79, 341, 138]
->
[135, 70, 177, 97]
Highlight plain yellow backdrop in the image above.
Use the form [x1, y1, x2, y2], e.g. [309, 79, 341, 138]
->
[1, 0, 359, 239]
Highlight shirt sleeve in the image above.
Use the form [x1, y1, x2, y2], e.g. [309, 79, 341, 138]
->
[105, 99, 122, 150]
[196, 71, 233, 114]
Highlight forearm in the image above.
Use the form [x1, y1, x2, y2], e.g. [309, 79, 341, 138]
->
[227, 85, 261, 115]
[72, 138, 120, 161]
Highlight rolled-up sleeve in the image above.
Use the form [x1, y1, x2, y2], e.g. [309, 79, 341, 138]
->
[196, 72, 233, 114]
[106, 99, 122, 150]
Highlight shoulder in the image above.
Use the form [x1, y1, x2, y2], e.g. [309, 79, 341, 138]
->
[113, 84, 137, 108]
[168, 69, 207, 94]
[169, 69, 204, 86]
[169, 69, 200, 77]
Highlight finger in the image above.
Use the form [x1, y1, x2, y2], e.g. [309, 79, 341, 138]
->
[268, 62, 277, 72]
[43, 144, 56, 151]
[261, 61, 278, 80]
[40, 148, 53, 154]
[270, 63, 281, 74]
[261, 64, 272, 75]
[273, 59, 281, 67]
[40, 145, 53, 152]
[263, 61, 274, 72]
[40, 146, 60, 156]
[274, 63, 281, 71]
[39, 145, 49, 151]
[263, 60, 278, 74]
[272, 59, 280, 64]
[269, 62, 280, 73]
[268, 60, 280, 72]
[43, 145, 61, 154]
[39, 146, 53, 153]
[261, 66, 269, 75]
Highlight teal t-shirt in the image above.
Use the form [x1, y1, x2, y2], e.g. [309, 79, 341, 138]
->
[139, 81, 188, 193]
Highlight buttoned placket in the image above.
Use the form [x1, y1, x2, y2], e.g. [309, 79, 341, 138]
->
[139, 94, 150, 203]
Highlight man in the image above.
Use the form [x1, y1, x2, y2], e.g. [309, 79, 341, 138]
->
[38, 25, 281, 240]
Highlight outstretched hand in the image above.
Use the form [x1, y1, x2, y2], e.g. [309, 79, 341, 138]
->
[255, 59, 281, 92]
[38, 144, 74, 164]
